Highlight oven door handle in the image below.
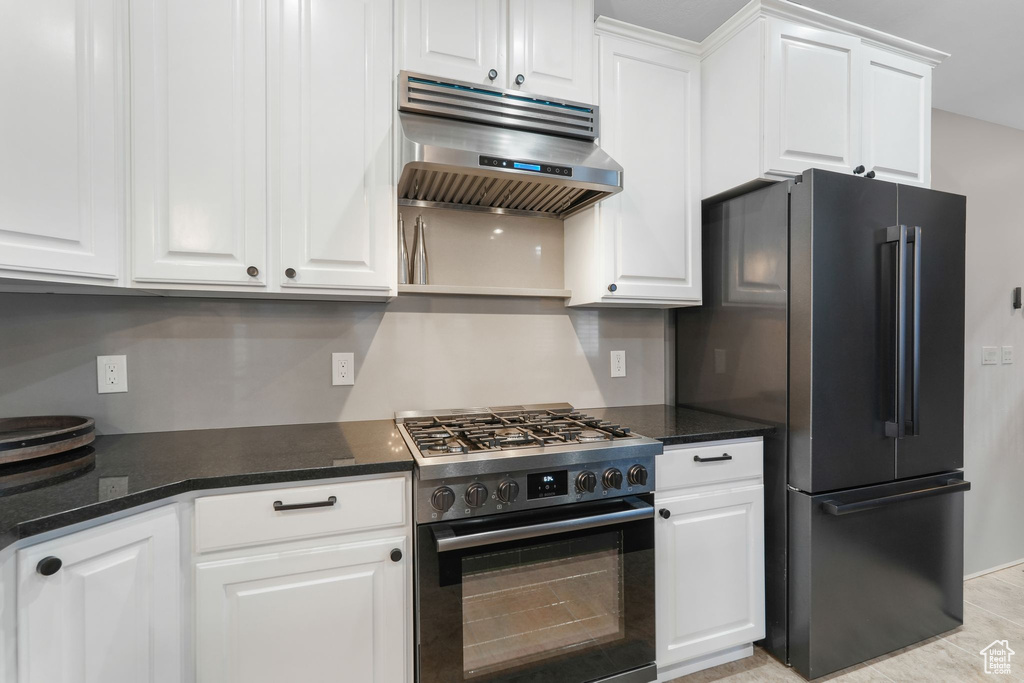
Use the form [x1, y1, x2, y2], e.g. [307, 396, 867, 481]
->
[433, 498, 654, 552]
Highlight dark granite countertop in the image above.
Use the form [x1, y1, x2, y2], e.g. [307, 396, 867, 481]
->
[0, 420, 413, 551]
[584, 405, 775, 446]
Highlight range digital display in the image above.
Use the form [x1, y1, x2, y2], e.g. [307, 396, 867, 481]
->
[527, 470, 568, 499]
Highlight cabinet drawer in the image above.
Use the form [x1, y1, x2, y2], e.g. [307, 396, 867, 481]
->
[658, 439, 763, 491]
[195, 476, 407, 553]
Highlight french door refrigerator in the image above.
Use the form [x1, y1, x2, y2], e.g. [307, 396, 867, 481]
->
[676, 169, 969, 679]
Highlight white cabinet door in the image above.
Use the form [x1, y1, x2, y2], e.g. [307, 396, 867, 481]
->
[595, 35, 701, 303]
[196, 535, 410, 683]
[508, 0, 593, 102]
[16, 506, 181, 683]
[861, 46, 931, 187]
[398, 0, 505, 86]
[0, 0, 124, 283]
[276, 0, 395, 294]
[656, 486, 765, 666]
[130, 0, 268, 286]
[764, 19, 862, 177]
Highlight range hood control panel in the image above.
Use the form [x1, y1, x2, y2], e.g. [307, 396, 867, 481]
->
[479, 155, 573, 177]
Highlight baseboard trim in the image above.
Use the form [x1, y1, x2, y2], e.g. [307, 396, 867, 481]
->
[965, 557, 1024, 580]
[657, 643, 754, 681]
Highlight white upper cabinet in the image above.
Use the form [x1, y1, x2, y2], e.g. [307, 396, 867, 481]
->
[763, 20, 862, 178]
[398, 0, 593, 102]
[398, 0, 505, 85]
[508, 0, 594, 102]
[701, 0, 945, 199]
[0, 0, 124, 284]
[861, 45, 932, 186]
[16, 506, 181, 683]
[130, 0, 268, 287]
[564, 20, 701, 307]
[276, 0, 395, 295]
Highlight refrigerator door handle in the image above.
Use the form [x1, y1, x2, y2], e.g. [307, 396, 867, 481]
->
[821, 478, 971, 516]
[885, 225, 909, 439]
[910, 226, 922, 436]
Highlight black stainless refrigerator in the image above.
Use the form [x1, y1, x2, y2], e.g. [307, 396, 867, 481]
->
[676, 169, 969, 679]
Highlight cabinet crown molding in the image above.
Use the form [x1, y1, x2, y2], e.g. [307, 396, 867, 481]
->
[594, 16, 701, 56]
[700, 0, 949, 66]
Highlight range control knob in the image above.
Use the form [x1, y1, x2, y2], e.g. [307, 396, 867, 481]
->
[628, 464, 649, 487]
[496, 479, 520, 503]
[465, 483, 489, 508]
[603, 468, 623, 490]
[576, 470, 597, 493]
[430, 486, 456, 513]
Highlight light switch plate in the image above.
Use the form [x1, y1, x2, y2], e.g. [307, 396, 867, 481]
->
[982, 346, 1000, 365]
[610, 350, 626, 378]
[96, 355, 127, 393]
[1002, 346, 1014, 364]
[332, 352, 354, 386]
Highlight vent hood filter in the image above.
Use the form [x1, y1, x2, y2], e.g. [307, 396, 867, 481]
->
[397, 72, 622, 220]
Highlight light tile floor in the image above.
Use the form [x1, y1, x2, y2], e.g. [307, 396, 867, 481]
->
[670, 563, 1024, 682]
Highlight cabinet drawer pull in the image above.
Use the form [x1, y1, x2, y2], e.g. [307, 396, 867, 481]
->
[284, 267, 297, 279]
[273, 495, 337, 512]
[693, 453, 732, 463]
[37, 556, 62, 576]
[246, 265, 259, 277]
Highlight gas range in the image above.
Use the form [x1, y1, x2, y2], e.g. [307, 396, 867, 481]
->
[396, 403, 662, 524]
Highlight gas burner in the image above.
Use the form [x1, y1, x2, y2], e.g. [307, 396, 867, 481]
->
[419, 428, 449, 439]
[494, 428, 527, 441]
[576, 429, 610, 443]
[443, 439, 466, 454]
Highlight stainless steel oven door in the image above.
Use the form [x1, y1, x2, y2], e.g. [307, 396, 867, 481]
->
[416, 495, 656, 683]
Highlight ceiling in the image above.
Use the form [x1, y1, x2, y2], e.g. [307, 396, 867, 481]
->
[595, 0, 1024, 131]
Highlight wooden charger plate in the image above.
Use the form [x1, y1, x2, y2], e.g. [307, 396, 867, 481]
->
[0, 416, 96, 465]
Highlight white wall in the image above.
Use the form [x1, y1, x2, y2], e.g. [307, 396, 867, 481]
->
[931, 108, 1024, 575]
[0, 293, 669, 435]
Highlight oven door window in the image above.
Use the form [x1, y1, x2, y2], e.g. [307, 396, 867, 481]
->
[417, 496, 655, 683]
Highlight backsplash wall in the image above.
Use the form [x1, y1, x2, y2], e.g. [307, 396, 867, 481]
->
[0, 293, 669, 434]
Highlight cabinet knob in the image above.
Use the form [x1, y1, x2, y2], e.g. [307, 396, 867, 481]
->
[514, 73, 525, 86]
[852, 165, 866, 175]
[607, 283, 617, 292]
[37, 556, 62, 576]
[285, 267, 297, 279]
[659, 508, 671, 520]
[487, 68, 498, 81]
[390, 548, 403, 562]
[865, 170, 876, 179]
[246, 265, 259, 277]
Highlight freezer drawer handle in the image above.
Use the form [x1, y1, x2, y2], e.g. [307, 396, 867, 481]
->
[693, 454, 732, 463]
[821, 479, 970, 516]
[433, 497, 653, 552]
[272, 495, 337, 512]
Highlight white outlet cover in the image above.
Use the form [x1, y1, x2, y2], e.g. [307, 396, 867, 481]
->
[1002, 346, 1014, 364]
[610, 350, 626, 378]
[982, 346, 1000, 365]
[96, 355, 127, 394]
[332, 352, 355, 386]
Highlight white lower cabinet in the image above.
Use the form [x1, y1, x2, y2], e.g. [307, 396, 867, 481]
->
[193, 473, 412, 683]
[15, 505, 181, 683]
[195, 535, 409, 683]
[655, 439, 765, 679]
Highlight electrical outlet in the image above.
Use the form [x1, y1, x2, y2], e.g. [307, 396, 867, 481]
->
[1003, 346, 1014, 364]
[982, 346, 1000, 365]
[96, 355, 127, 393]
[610, 350, 626, 378]
[332, 352, 355, 386]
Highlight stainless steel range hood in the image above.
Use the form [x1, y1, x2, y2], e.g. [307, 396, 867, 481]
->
[397, 72, 622, 220]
